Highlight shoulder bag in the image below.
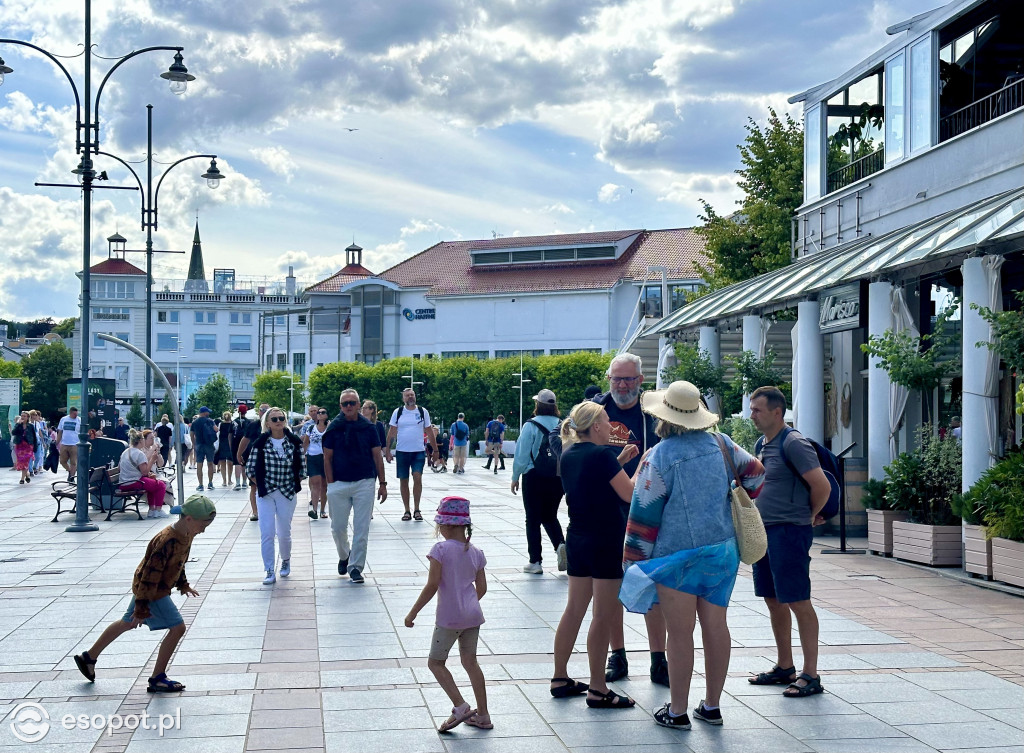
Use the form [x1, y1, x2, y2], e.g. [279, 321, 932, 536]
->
[713, 434, 767, 565]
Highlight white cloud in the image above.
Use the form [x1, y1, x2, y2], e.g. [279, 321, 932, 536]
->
[540, 202, 573, 215]
[399, 219, 446, 238]
[248, 146, 295, 181]
[598, 183, 621, 203]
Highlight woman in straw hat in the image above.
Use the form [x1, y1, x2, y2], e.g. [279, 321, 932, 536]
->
[620, 381, 764, 731]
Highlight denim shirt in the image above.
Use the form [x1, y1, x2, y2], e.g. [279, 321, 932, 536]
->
[624, 432, 764, 562]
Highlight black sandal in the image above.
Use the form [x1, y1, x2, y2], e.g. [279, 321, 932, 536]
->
[413, 510, 423, 521]
[74, 651, 96, 682]
[550, 677, 589, 698]
[401, 511, 412, 521]
[783, 673, 824, 698]
[147, 672, 185, 693]
[748, 664, 796, 685]
[586, 688, 635, 709]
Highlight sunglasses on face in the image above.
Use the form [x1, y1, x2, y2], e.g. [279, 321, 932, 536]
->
[269, 416, 286, 423]
[341, 401, 358, 408]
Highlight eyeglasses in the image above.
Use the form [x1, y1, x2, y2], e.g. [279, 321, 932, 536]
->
[269, 416, 286, 423]
[317, 410, 329, 414]
[340, 401, 358, 408]
[609, 376, 641, 384]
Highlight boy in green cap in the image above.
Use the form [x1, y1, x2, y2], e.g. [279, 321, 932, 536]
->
[73, 495, 216, 692]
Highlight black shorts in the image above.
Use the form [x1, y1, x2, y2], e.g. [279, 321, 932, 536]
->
[306, 454, 325, 478]
[566, 531, 625, 580]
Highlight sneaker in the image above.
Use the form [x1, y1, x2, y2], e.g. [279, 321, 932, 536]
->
[338, 557, 349, 576]
[233, 483, 241, 491]
[556, 542, 567, 572]
[280, 560, 291, 578]
[146, 508, 159, 519]
[207, 484, 215, 491]
[262, 569, 276, 585]
[605, 649, 628, 682]
[349, 567, 364, 584]
[196, 484, 205, 492]
[523, 562, 543, 574]
[151, 507, 170, 518]
[651, 656, 671, 687]
[693, 701, 723, 725]
[241, 479, 248, 488]
[654, 704, 691, 730]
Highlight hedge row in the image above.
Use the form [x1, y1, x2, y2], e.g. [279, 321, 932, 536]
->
[307, 351, 613, 431]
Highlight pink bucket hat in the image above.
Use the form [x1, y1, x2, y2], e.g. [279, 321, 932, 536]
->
[435, 496, 471, 526]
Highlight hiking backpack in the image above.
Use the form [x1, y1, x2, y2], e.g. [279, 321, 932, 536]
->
[755, 427, 842, 519]
[526, 419, 559, 477]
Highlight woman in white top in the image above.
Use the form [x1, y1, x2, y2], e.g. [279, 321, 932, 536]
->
[303, 408, 330, 519]
[119, 430, 169, 518]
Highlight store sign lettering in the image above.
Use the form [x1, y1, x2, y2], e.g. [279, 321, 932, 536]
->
[402, 307, 436, 321]
[819, 282, 865, 333]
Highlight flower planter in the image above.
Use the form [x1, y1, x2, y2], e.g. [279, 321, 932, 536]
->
[991, 537, 1024, 588]
[866, 509, 907, 556]
[963, 524, 992, 579]
[891, 521, 962, 567]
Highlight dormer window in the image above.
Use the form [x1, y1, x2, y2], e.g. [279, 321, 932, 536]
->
[471, 245, 617, 266]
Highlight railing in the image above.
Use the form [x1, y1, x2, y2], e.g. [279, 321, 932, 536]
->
[225, 294, 256, 303]
[826, 149, 884, 194]
[190, 293, 222, 302]
[940, 78, 1024, 142]
[155, 292, 184, 301]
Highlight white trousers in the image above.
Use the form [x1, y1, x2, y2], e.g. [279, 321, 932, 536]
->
[327, 478, 375, 571]
[256, 488, 297, 571]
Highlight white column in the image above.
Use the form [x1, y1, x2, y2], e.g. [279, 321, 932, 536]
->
[698, 325, 721, 414]
[867, 281, 893, 480]
[961, 256, 992, 492]
[741, 315, 762, 418]
[796, 300, 825, 442]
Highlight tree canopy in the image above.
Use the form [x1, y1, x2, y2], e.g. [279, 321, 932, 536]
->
[20, 341, 73, 419]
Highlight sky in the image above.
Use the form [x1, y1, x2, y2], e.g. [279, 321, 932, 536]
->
[0, 0, 943, 321]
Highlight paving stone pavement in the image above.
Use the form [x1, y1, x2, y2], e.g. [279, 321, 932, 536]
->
[0, 461, 1022, 753]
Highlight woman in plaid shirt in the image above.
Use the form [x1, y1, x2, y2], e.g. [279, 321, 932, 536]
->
[246, 407, 306, 585]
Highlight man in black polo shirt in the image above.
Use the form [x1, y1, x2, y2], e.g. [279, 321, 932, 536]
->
[323, 389, 387, 584]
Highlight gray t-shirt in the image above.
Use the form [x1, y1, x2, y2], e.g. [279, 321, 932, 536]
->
[755, 430, 820, 526]
[119, 447, 148, 485]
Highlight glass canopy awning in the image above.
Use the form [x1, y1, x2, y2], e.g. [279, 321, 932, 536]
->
[650, 186, 1024, 335]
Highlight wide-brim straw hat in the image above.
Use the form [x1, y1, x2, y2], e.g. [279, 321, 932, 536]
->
[641, 380, 719, 430]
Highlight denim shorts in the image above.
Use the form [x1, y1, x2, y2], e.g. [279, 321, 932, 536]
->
[194, 443, 216, 464]
[752, 524, 814, 604]
[121, 595, 183, 631]
[396, 451, 426, 479]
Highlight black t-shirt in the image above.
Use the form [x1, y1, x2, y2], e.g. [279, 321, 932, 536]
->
[192, 415, 216, 445]
[244, 418, 262, 442]
[322, 415, 381, 482]
[218, 421, 233, 445]
[155, 423, 173, 446]
[602, 401, 657, 477]
[559, 442, 626, 539]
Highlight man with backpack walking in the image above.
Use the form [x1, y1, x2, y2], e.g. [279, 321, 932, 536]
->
[746, 386, 832, 698]
[189, 406, 218, 492]
[482, 415, 506, 472]
[385, 388, 437, 521]
[231, 406, 251, 492]
[449, 413, 470, 473]
[511, 389, 566, 574]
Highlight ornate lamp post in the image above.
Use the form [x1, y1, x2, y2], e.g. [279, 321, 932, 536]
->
[1, 0, 198, 532]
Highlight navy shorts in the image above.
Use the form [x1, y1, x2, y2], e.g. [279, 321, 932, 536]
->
[194, 443, 216, 464]
[752, 524, 814, 604]
[396, 451, 426, 479]
[566, 531, 625, 580]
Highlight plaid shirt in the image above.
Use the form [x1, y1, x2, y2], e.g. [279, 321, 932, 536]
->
[246, 433, 306, 498]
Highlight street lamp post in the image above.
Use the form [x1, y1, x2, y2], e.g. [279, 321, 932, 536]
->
[1, 0, 198, 533]
[96, 104, 222, 426]
[512, 350, 532, 435]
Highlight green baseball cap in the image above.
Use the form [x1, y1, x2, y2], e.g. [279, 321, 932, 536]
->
[179, 494, 217, 521]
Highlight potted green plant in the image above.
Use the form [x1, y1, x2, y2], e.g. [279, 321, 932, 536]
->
[952, 491, 991, 579]
[972, 453, 1024, 587]
[862, 478, 906, 556]
[885, 426, 963, 566]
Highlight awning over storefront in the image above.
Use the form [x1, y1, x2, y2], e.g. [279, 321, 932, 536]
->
[649, 187, 1024, 335]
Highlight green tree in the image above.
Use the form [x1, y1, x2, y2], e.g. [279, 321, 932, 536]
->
[254, 370, 305, 414]
[695, 108, 803, 292]
[725, 348, 789, 416]
[190, 373, 234, 418]
[20, 341, 73, 418]
[0, 360, 29, 402]
[157, 394, 176, 424]
[663, 344, 727, 410]
[53, 318, 77, 338]
[126, 393, 144, 428]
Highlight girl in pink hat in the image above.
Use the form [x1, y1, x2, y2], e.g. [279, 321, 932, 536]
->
[405, 496, 492, 733]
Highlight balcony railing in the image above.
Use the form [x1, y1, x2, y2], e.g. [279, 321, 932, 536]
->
[940, 78, 1024, 142]
[826, 148, 884, 194]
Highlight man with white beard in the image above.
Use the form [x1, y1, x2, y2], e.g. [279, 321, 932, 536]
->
[591, 353, 670, 688]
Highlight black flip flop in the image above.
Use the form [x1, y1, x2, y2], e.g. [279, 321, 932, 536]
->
[550, 677, 589, 698]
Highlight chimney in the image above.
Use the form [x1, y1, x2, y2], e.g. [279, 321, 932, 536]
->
[286, 265, 296, 296]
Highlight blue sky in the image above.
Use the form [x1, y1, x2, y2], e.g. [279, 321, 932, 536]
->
[0, 0, 941, 320]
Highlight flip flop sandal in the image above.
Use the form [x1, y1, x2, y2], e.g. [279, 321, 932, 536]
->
[586, 688, 635, 709]
[748, 664, 796, 685]
[74, 652, 96, 682]
[401, 511, 412, 521]
[783, 673, 824, 698]
[464, 713, 493, 729]
[439, 703, 475, 732]
[147, 673, 185, 693]
[320, 509, 328, 519]
[413, 510, 423, 521]
[550, 677, 589, 698]
[308, 504, 318, 519]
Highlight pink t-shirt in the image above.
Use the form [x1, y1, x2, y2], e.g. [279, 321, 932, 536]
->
[428, 539, 487, 630]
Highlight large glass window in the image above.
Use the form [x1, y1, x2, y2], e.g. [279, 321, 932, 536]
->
[885, 52, 906, 164]
[910, 37, 934, 152]
[804, 104, 822, 200]
[230, 312, 252, 325]
[494, 349, 545, 358]
[293, 352, 306, 379]
[277, 353, 287, 371]
[229, 335, 251, 351]
[157, 333, 179, 351]
[550, 348, 602, 355]
[194, 334, 216, 351]
[825, 68, 884, 194]
[441, 351, 489, 360]
[91, 280, 136, 299]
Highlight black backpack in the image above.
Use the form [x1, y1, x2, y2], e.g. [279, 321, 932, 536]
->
[526, 419, 560, 477]
[452, 421, 468, 441]
[233, 416, 249, 442]
[394, 405, 426, 426]
[755, 427, 842, 519]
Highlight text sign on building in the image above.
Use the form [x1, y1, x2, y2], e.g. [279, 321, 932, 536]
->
[402, 308, 436, 321]
[819, 281, 866, 333]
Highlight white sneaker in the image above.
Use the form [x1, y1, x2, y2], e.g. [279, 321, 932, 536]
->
[262, 569, 276, 585]
[556, 543, 568, 572]
[152, 507, 170, 518]
[146, 508, 159, 519]
[523, 562, 543, 574]
[280, 560, 291, 577]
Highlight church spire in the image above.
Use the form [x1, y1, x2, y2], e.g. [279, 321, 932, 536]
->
[184, 221, 209, 293]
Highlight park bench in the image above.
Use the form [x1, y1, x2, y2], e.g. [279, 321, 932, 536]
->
[51, 467, 105, 523]
[100, 468, 147, 521]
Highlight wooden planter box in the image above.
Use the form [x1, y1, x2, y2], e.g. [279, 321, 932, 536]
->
[892, 521, 962, 566]
[991, 537, 1024, 587]
[963, 524, 992, 579]
[867, 509, 907, 556]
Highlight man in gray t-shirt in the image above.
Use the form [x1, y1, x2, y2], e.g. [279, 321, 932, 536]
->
[747, 386, 832, 701]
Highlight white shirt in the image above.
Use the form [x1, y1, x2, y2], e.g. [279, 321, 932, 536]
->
[390, 405, 431, 453]
[269, 436, 287, 458]
[305, 424, 325, 456]
[58, 416, 81, 446]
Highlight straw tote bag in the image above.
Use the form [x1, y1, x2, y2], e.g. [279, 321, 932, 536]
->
[714, 434, 767, 565]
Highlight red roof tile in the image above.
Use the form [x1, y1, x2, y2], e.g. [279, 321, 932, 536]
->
[89, 258, 146, 276]
[305, 263, 375, 293]
[376, 228, 706, 296]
